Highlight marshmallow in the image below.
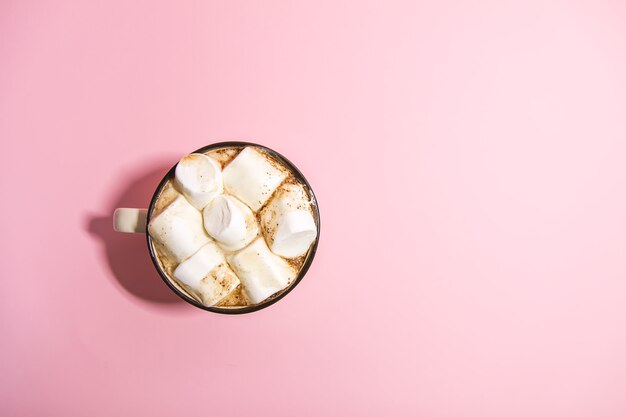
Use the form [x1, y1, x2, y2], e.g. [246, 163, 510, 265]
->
[270, 210, 317, 258]
[173, 242, 240, 306]
[174, 153, 223, 209]
[260, 183, 317, 258]
[203, 195, 258, 251]
[222, 147, 287, 211]
[227, 237, 296, 304]
[148, 194, 211, 263]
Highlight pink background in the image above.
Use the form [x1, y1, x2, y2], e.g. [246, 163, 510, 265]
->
[2, 1, 626, 416]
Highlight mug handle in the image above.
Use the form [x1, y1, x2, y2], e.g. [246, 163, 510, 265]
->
[113, 208, 148, 234]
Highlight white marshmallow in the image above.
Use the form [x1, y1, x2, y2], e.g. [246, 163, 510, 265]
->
[227, 237, 296, 304]
[174, 153, 223, 209]
[173, 241, 223, 287]
[271, 210, 317, 258]
[173, 242, 240, 306]
[260, 183, 317, 258]
[148, 194, 211, 263]
[222, 147, 287, 211]
[203, 195, 258, 251]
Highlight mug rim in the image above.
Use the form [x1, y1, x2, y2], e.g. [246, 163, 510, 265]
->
[145, 141, 321, 314]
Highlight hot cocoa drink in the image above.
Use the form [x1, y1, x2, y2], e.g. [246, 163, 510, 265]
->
[147, 145, 319, 309]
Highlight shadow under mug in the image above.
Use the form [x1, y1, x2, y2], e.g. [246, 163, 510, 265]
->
[113, 142, 320, 314]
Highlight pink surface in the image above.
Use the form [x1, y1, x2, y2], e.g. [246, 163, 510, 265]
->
[2, 1, 626, 416]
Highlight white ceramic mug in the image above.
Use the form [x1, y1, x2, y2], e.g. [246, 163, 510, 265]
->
[113, 141, 320, 314]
